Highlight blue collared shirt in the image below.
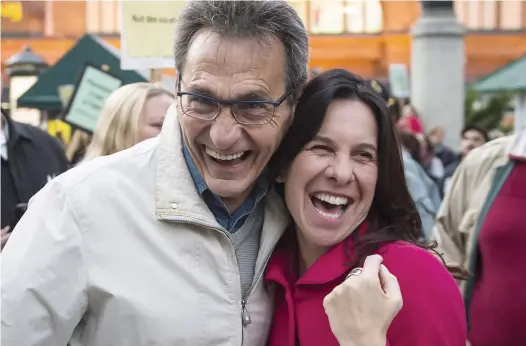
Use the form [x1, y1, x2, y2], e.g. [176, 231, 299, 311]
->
[183, 144, 269, 233]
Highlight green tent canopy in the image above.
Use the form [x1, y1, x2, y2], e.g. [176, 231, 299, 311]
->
[17, 34, 149, 110]
[472, 54, 526, 93]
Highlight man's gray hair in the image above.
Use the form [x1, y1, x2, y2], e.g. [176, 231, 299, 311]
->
[174, 1, 309, 102]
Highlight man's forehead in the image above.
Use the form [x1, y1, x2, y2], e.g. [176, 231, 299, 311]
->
[184, 30, 286, 89]
[187, 30, 277, 60]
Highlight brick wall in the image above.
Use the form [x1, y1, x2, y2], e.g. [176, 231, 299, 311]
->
[49, 1, 87, 37]
[381, 0, 421, 32]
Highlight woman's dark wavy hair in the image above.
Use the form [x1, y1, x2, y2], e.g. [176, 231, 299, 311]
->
[269, 69, 466, 279]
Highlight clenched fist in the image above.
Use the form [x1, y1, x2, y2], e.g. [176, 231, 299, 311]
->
[323, 255, 403, 346]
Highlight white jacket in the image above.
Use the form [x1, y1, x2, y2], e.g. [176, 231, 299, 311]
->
[1, 106, 290, 346]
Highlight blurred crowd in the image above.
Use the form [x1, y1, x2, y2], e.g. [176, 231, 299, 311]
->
[1, 2, 524, 345]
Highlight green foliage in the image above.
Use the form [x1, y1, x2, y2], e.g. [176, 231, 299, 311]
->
[465, 89, 512, 131]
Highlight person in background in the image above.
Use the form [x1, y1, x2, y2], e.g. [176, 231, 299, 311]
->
[81, 83, 174, 163]
[65, 130, 92, 167]
[1, 2, 401, 345]
[416, 133, 445, 184]
[434, 131, 526, 346]
[1, 109, 69, 250]
[266, 69, 466, 346]
[428, 126, 455, 168]
[397, 104, 424, 135]
[443, 124, 489, 194]
[398, 131, 442, 240]
[367, 81, 440, 240]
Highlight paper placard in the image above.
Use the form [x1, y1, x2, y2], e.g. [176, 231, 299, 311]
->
[120, 1, 187, 70]
[63, 64, 123, 134]
[388, 64, 410, 99]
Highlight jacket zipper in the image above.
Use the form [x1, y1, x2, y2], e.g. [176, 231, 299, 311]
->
[161, 214, 282, 345]
[241, 299, 251, 325]
[239, 234, 282, 345]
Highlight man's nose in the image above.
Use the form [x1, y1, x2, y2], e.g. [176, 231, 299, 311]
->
[209, 109, 243, 150]
[325, 156, 354, 185]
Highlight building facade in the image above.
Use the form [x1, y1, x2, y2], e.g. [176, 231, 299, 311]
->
[2, 0, 526, 82]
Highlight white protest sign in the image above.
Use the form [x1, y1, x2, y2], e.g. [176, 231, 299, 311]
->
[120, 1, 187, 70]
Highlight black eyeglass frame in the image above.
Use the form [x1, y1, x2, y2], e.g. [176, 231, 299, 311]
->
[176, 74, 293, 125]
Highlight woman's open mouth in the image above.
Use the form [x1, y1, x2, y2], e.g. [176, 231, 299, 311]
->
[310, 192, 351, 219]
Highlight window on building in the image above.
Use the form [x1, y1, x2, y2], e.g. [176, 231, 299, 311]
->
[288, 0, 382, 34]
[310, 0, 345, 34]
[86, 0, 119, 34]
[466, 0, 481, 29]
[1, 1, 45, 36]
[288, 0, 308, 28]
[345, 0, 383, 33]
[481, 0, 497, 30]
[499, 0, 523, 30]
[455, 0, 525, 31]
[345, 0, 365, 33]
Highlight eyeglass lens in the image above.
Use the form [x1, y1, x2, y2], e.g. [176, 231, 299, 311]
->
[180, 94, 275, 125]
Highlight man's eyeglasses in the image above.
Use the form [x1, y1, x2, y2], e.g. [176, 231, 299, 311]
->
[176, 75, 293, 125]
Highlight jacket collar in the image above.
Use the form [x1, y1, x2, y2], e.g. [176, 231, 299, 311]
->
[490, 134, 518, 168]
[3, 114, 33, 144]
[155, 104, 219, 226]
[266, 222, 369, 287]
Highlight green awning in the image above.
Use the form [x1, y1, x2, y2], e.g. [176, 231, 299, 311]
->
[17, 34, 149, 110]
[472, 54, 526, 94]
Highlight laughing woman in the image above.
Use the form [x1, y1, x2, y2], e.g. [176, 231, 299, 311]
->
[265, 69, 467, 346]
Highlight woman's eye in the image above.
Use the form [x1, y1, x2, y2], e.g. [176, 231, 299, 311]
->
[355, 151, 375, 161]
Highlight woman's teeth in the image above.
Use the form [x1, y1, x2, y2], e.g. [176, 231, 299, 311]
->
[205, 147, 245, 161]
[311, 193, 349, 219]
[315, 207, 344, 219]
[313, 193, 348, 206]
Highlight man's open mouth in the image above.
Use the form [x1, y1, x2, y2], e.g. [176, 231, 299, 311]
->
[205, 146, 251, 165]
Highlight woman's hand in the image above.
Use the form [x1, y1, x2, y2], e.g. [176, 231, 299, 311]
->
[323, 255, 403, 346]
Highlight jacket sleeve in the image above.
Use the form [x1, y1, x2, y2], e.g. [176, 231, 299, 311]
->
[1, 180, 88, 346]
[384, 245, 467, 346]
[432, 156, 472, 267]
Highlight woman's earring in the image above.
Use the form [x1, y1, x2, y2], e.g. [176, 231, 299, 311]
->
[275, 175, 284, 183]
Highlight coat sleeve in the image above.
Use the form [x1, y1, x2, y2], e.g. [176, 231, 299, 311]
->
[1, 180, 88, 346]
[432, 158, 469, 266]
[384, 244, 467, 346]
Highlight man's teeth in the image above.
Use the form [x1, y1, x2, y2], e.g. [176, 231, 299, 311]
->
[313, 193, 348, 206]
[205, 147, 245, 161]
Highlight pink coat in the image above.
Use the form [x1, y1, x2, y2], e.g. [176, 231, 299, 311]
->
[265, 233, 466, 346]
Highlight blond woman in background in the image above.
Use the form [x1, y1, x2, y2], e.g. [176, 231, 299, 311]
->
[81, 82, 174, 162]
